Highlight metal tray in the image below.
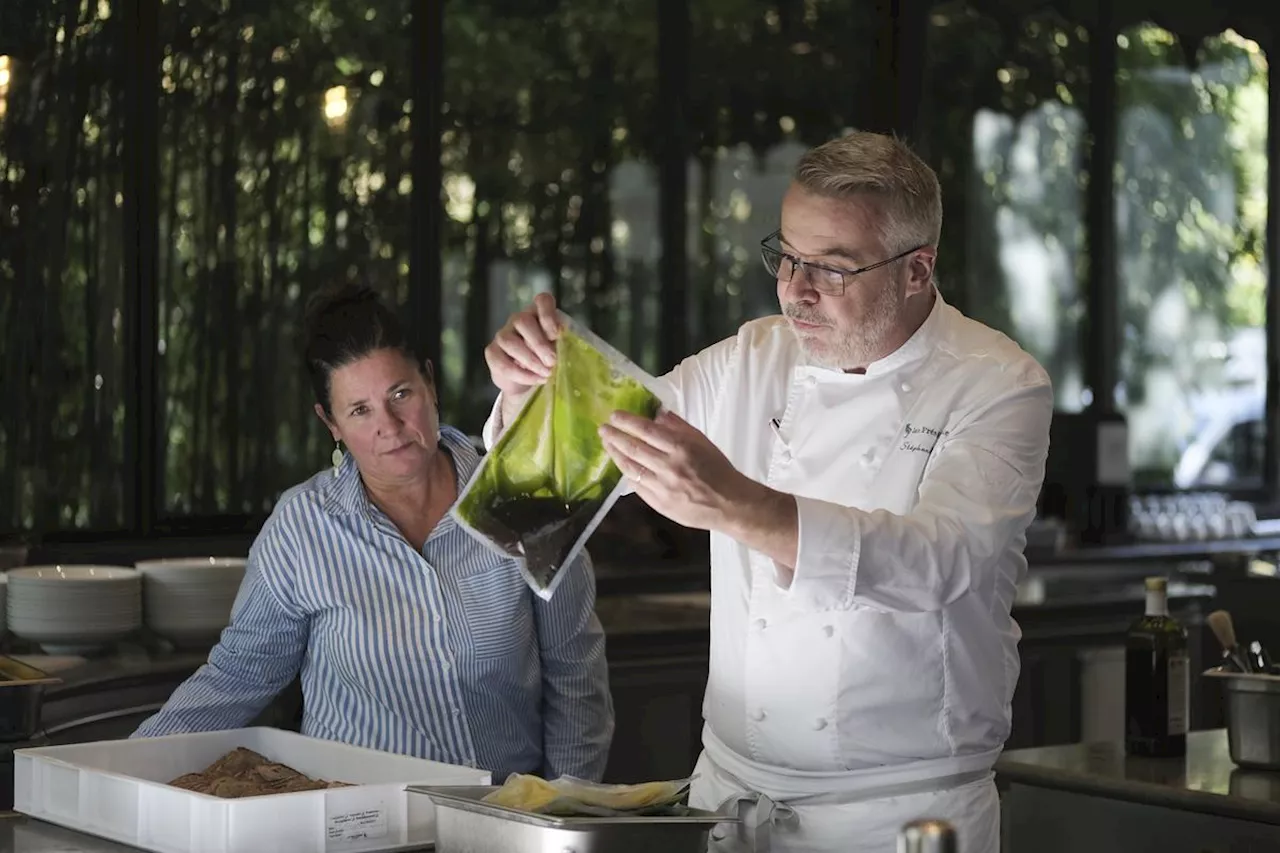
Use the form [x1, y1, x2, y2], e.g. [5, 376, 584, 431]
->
[0, 656, 59, 742]
[410, 785, 736, 853]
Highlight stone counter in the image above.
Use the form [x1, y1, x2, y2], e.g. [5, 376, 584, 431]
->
[0, 814, 139, 853]
[997, 730, 1280, 850]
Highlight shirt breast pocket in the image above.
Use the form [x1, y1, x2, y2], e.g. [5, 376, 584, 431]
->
[454, 565, 535, 661]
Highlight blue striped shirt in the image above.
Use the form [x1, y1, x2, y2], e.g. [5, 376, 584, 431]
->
[133, 426, 614, 782]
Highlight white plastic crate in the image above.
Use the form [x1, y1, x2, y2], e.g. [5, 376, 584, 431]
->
[12, 726, 491, 853]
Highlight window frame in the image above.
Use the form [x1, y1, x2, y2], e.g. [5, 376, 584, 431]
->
[5, 0, 1278, 546]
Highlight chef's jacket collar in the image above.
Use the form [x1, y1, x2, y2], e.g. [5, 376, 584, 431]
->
[796, 286, 945, 382]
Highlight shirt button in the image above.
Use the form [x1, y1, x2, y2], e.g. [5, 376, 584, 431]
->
[900, 381, 912, 392]
[823, 625, 834, 638]
[780, 448, 792, 462]
[814, 718, 828, 731]
[804, 376, 817, 389]
[751, 709, 767, 722]
[755, 618, 767, 631]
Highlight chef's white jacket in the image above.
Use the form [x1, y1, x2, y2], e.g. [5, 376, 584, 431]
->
[486, 290, 1053, 800]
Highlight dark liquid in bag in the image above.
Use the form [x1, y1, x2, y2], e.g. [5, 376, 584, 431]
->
[484, 498, 603, 590]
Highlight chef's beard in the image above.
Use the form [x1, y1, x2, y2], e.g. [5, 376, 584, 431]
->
[785, 276, 905, 371]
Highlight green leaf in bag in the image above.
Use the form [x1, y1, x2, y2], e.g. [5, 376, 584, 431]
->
[455, 324, 661, 591]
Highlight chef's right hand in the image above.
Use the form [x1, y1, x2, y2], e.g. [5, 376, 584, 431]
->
[485, 291, 561, 405]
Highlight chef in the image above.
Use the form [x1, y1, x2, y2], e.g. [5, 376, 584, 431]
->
[482, 130, 1053, 852]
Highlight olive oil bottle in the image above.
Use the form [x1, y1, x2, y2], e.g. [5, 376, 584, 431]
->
[1125, 577, 1189, 757]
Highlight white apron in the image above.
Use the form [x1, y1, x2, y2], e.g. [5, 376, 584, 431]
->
[691, 746, 999, 853]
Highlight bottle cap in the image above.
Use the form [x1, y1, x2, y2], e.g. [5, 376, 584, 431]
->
[1145, 576, 1167, 591]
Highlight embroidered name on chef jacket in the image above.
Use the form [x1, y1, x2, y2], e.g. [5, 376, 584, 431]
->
[900, 422, 949, 455]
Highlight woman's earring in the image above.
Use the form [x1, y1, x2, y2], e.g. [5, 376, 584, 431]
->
[331, 441, 344, 478]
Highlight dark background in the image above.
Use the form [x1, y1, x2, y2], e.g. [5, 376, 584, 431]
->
[0, 0, 1275, 557]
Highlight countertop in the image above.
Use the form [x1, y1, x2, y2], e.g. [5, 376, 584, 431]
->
[0, 814, 160, 853]
[996, 729, 1280, 826]
[1026, 533, 1280, 566]
[593, 570, 1218, 633]
[0, 814, 433, 852]
[1, 566, 1210, 677]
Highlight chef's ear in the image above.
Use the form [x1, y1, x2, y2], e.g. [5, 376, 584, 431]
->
[904, 248, 936, 296]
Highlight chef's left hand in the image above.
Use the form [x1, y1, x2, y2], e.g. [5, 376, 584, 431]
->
[599, 410, 747, 531]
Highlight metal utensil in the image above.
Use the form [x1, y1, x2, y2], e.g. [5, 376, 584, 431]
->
[899, 818, 958, 853]
[1207, 610, 1253, 672]
[1203, 668, 1280, 770]
[1249, 641, 1273, 674]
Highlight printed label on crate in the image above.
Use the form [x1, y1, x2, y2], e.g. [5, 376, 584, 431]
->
[326, 807, 388, 842]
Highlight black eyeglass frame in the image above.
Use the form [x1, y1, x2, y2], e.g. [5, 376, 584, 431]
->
[760, 229, 930, 295]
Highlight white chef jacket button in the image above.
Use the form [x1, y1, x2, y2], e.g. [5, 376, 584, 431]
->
[751, 709, 766, 722]
[814, 718, 828, 731]
[804, 375, 817, 389]
[900, 381, 911, 392]
[780, 448, 791, 462]
[822, 625, 834, 638]
[754, 618, 767, 630]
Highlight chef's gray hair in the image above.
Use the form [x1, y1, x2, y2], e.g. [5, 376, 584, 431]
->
[793, 131, 942, 258]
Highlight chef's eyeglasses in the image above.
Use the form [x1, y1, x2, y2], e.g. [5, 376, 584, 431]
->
[760, 230, 928, 297]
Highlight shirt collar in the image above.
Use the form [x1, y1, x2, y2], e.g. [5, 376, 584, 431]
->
[324, 425, 480, 518]
[797, 286, 946, 380]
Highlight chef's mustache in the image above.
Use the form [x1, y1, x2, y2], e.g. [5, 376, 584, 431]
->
[783, 305, 832, 326]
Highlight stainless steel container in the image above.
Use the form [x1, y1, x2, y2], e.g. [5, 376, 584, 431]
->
[410, 785, 736, 853]
[1203, 667, 1280, 769]
[0, 656, 58, 742]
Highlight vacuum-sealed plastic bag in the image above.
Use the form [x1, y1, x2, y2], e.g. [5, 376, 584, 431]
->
[481, 773, 694, 817]
[453, 312, 666, 600]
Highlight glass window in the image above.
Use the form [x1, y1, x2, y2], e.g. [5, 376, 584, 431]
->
[157, 0, 412, 515]
[1115, 26, 1269, 488]
[440, 1, 659, 428]
[687, 0, 880, 354]
[919, 4, 1089, 412]
[0, 4, 127, 531]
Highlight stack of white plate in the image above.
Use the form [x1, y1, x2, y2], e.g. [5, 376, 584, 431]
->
[135, 557, 247, 649]
[5, 565, 142, 654]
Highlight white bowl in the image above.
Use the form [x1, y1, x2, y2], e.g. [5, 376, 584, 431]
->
[134, 556, 247, 578]
[135, 557, 246, 648]
[7, 565, 139, 582]
[6, 565, 141, 653]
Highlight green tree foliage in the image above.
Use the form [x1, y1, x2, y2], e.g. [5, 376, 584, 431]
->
[0, 0, 1271, 531]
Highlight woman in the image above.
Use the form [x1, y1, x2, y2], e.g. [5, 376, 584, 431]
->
[133, 283, 614, 784]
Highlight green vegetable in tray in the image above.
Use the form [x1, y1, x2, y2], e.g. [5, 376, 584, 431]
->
[454, 320, 662, 597]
